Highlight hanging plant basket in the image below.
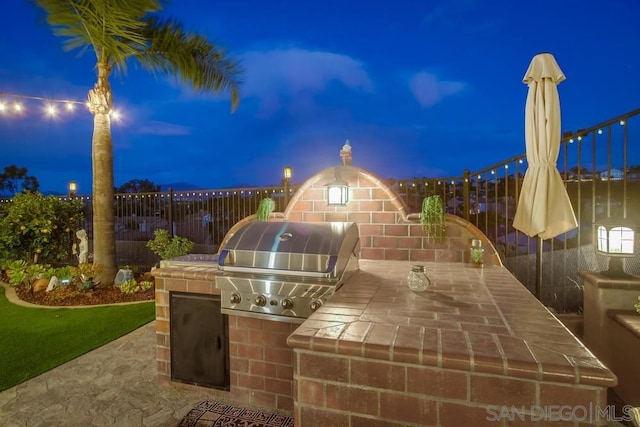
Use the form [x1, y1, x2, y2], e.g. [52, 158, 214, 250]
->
[420, 195, 446, 242]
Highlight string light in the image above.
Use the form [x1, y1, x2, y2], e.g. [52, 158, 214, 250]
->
[0, 92, 123, 119]
[46, 104, 57, 117]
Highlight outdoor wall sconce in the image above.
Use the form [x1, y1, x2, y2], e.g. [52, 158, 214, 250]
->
[596, 216, 637, 278]
[68, 181, 77, 199]
[325, 167, 349, 206]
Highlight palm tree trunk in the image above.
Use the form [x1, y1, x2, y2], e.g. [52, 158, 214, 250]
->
[88, 63, 117, 285]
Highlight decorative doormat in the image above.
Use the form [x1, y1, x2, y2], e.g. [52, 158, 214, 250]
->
[178, 400, 295, 427]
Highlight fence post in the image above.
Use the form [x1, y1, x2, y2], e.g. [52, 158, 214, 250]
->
[168, 188, 174, 238]
[463, 169, 470, 221]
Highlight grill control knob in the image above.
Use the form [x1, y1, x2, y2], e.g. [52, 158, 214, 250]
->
[309, 299, 323, 311]
[230, 293, 241, 305]
[255, 295, 267, 307]
[281, 298, 294, 310]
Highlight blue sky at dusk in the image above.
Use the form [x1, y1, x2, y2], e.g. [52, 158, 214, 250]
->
[1, 0, 639, 194]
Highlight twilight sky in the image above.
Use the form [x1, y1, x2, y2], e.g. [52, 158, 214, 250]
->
[1, 0, 639, 194]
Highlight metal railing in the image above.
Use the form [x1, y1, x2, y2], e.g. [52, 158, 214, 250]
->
[390, 108, 640, 312]
[2, 108, 638, 312]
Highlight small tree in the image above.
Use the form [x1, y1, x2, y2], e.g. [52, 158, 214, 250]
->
[116, 178, 161, 193]
[0, 192, 84, 264]
[146, 229, 194, 260]
[0, 165, 39, 196]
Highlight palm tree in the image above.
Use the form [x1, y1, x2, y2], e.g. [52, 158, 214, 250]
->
[35, 0, 242, 284]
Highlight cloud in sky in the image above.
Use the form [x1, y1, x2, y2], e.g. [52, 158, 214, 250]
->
[240, 48, 373, 116]
[408, 71, 466, 108]
[134, 120, 192, 136]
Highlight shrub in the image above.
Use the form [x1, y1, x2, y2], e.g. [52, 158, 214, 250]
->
[0, 192, 84, 264]
[54, 266, 75, 282]
[73, 263, 103, 287]
[5, 260, 28, 286]
[146, 229, 194, 260]
[119, 279, 153, 294]
[4, 261, 50, 289]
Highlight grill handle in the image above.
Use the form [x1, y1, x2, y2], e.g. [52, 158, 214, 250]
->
[324, 255, 338, 273]
[218, 249, 230, 267]
[218, 250, 339, 275]
[278, 232, 293, 241]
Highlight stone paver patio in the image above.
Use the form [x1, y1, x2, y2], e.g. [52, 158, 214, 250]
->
[0, 321, 213, 427]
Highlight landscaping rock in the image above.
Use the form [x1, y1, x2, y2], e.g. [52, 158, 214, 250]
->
[46, 276, 60, 292]
[33, 278, 50, 292]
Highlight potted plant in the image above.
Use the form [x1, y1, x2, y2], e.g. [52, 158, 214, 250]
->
[469, 239, 485, 268]
[420, 195, 446, 242]
[255, 197, 275, 221]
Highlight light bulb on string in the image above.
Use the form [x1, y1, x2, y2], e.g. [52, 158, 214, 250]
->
[0, 92, 121, 120]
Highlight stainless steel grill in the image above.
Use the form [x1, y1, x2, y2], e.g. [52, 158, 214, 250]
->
[216, 221, 360, 323]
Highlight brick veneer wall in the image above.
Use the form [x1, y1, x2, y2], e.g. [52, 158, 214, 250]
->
[224, 165, 501, 266]
[154, 269, 297, 412]
[293, 350, 607, 426]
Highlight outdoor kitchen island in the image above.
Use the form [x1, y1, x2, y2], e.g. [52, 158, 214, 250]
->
[289, 259, 617, 426]
[153, 164, 617, 426]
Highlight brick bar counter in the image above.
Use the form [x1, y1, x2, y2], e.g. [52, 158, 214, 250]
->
[288, 260, 617, 426]
[154, 164, 617, 426]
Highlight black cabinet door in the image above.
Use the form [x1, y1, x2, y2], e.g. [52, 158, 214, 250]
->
[170, 292, 229, 390]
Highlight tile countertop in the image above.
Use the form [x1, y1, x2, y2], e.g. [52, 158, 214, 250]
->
[287, 259, 617, 387]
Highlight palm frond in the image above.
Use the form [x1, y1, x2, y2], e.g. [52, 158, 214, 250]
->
[35, 0, 162, 68]
[138, 16, 243, 111]
[34, 1, 242, 108]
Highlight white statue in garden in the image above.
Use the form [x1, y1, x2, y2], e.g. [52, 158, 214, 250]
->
[73, 229, 89, 264]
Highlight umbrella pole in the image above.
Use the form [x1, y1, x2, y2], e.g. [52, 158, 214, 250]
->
[536, 236, 542, 299]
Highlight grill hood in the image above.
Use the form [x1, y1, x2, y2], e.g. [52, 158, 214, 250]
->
[216, 221, 360, 322]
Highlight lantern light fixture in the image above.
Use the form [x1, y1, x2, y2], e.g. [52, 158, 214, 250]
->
[282, 166, 292, 207]
[325, 167, 349, 206]
[595, 216, 637, 278]
[68, 181, 78, 199]
[283, 166, 292, 180]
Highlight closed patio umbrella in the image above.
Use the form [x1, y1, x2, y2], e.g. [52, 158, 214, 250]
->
[513, 52, 578, 298]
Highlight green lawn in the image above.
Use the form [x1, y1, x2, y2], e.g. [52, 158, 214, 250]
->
[0, 286, 155, 392]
